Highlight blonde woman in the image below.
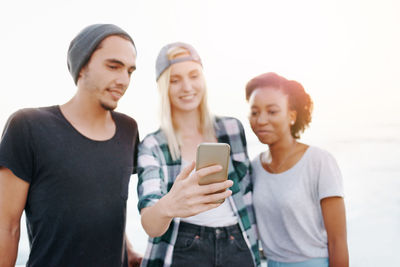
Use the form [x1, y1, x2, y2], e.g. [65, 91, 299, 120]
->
[137, 43, 260, 267]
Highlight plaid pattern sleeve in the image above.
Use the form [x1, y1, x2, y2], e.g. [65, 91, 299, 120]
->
[137, 117, 260, 267]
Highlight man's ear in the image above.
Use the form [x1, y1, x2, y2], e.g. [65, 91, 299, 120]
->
[77, 64, 88, 84]
[78, 65, 86, 79]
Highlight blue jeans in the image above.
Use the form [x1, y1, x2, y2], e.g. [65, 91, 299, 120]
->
[267, 258, 329, 267]
[172, 221, 255, 267]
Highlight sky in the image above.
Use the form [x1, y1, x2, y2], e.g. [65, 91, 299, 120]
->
[1, 0, 399, 146]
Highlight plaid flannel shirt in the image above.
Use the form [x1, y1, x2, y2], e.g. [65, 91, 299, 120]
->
[137, 116, 260, 267]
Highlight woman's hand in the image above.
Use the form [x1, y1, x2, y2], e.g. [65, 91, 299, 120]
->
[140, 161, 233, 237]
[161, 161, 233, 218]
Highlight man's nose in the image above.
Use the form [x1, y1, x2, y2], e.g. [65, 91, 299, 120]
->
[116, 71, 130, 88]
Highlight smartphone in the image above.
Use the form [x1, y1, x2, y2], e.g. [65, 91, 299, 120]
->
[196, 143, 231, 203]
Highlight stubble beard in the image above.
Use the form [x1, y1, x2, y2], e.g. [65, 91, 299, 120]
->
[100, 101, 117, 111]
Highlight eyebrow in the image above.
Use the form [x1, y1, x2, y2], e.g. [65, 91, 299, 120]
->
[169, 69, 199, 78]
[105, 59, 136, 71]
[251, 104, 280, 108]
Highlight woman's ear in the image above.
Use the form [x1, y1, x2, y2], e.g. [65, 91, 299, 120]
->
[289, 109, 297, 125]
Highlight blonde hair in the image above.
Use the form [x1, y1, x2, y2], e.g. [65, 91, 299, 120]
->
[157, 46, 215, 161]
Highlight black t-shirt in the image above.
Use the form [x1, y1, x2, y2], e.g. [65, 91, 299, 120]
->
[0, 106, 139, 267]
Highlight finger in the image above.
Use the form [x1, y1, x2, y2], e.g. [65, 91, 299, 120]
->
[195, 164, 223, 180]
[175, 161, 195, 181]
[194, 193, 233, 214]
[198, 179, 233, 195]
[181, 202, 222, 217]
[202, 189, 232, 204]
[197, 203, 222, 213]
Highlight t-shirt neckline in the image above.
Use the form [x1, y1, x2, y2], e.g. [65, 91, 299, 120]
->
[258, 146, 313, 176]
[54, 105, 118, 143]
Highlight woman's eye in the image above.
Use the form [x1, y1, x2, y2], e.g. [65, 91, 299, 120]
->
[108, 65, 117, 70]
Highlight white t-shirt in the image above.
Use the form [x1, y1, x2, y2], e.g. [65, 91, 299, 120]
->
[251, 146, 344, 262]
[180, 160, 238, 227]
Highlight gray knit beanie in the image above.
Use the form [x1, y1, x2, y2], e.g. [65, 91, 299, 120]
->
[67, 24, 135, 84]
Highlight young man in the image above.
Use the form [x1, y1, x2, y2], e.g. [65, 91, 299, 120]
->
[0, 24, 141, 267]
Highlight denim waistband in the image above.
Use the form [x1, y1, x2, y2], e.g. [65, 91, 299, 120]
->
[267, 258, 329, 267]
[178, 221, 241, 238]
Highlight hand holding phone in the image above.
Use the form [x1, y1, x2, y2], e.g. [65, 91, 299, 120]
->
[196, 143, 230, 203]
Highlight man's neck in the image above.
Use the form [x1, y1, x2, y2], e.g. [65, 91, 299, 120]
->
[60, 95, 115, 141]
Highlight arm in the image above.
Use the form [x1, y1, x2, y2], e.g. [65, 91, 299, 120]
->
[140, 161, 233, 237]
[321, 196, 349, 267]
[0, 167, 29, 267]
[125, 234, 142, 267]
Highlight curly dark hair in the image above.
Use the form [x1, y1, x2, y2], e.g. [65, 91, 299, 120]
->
[245, 72, 313, 139]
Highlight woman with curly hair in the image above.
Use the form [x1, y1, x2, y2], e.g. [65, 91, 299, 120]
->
[246, 72, 349, 267]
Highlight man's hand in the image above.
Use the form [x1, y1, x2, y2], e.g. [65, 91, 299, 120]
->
[127, 248, 142, 267]
[125, 234, 142, 267]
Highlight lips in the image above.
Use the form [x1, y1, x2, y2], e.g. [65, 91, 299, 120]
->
[107, 88, 124, 101]
[256, 129, 273, 135]
[179, 94, 196, 100]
